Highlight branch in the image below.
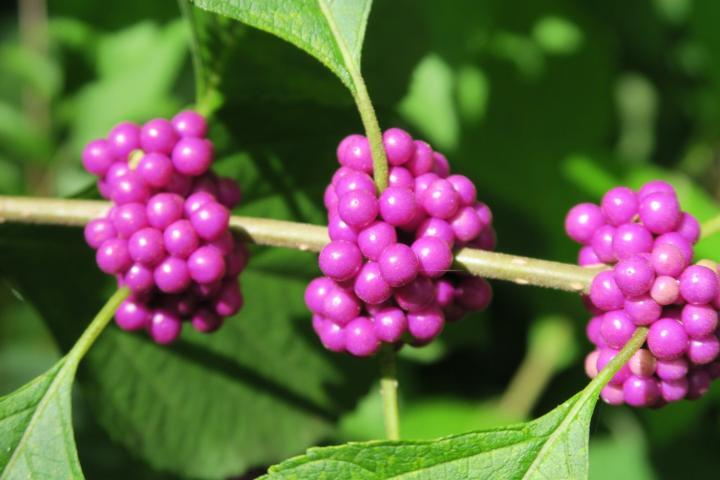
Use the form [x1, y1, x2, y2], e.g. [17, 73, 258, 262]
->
[0, 196, 602, 293]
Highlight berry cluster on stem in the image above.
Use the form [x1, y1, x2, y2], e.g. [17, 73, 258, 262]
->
[566, 180, 720, 407]
[82, 111, 247, 343]
[306, 129, 496, 357]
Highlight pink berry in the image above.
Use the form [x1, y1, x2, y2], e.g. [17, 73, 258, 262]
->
[124, 263, 155, 294]
[406, 140, 434, 176]
[565, 203, 603, 245]
[172, 110, 207, 138]
[590, 225, 616, 263]
[416, 217, 455, 247]
[449, 206, 483, 242]
[650, 243, 687, 278]
[647, 318, 688, 360]
[82, 139, 115, 176]
[353, 262, 393, 305]
[639, 192, 681, 234]
[146, 193, 184, 230]
[96, 238, 131, 274]
[676, 213, 700, 244]
[679, 265, 719, 305]
[112, 202, 149, 238]
[337, 189, 379, 229]
[681, 304, 718, 338]
[623, 295, 661, 326]
[172, 137, 213, 176]
[327, 214, 359, 243]
[638, 180, 676, 200]
[578, 246, 601, 267]
[612, 223, 653, 260]
[345, 317, 380, 356]
[383, 128, 414, 166]
[115, 299, 150, 331]
[108, 122, 141, 160]
[323, 288, 360, 326]
[378, 243, 419, 287]
[688, 336, 720, 365]
[110, 171, 150, 205]
[447, 175, 477, 206]
[217, 177, 242, 209]
[188, 245, 226, 284]
[613, 254, 655, 297]
[407, 307, 445, 342]
[388, 166, 414, 189]
[84, 218, 117, 249]
[190, 201, 230, 241]
[628, 349, 656, 377]
[433, 152, 450, 177]
[411, 237, 453, 278]
[600, 310, 636, 349]
[335, 171, 376, 196]
[140, 118, 178, 154]
[589, 270, 625, 311]
[623, 376, 659, 407]
[656, 357, 688, 380]
[379, 187, 418, 226]
[338, 135, 372, 173]
[600, 186, 637, 226]
[319, 240, 362, 282]
[422, 179, 460, 219]
[318, 320, 346, 352]
[154, 257, 191, 293]
[596, 348, 632, 385]
[660, 378, 688, 402]
[148, 308, 183, 344]
[357, 222, 397, 261]
[304, 277, 336, 315]
[128, 227, 166, 266]
[163, 219, 199, 258]
[373, 307, 407, 343]
[650, 275, 680, 305]
[137, 152, 173, 188]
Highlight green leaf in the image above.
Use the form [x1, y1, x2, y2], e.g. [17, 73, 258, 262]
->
[262, 330, 648, 479]
[189, 0, 373, 92]
[0, 360, 83, 480]
[0, 224, 373, 479]
[262, 387, 598, 480]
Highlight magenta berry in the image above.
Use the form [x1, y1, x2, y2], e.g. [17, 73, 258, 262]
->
[146, 193, 184, 230]
[613, 255, 655, 297]
[446, 175, 477, 206]
[638, 192, 681, 234]
[213, 280, 244, 317]
[411, 237, 452, 278]
[388, 166, 414, 189]
[679, 265, 719, 305]
[191, 308, 222, 333]
[345, 317, 380, 356]
[148, 308, 183, 344]
[647, 318, 688, 360]
[394, 277, 435, 312]
[319, 240, 362, 282]
[589, 271, 625, 311]
[172, 110, 208, 138]
[163, 219, 199, 258]
[96, 238, 131, 275]
[565, 203, 603, 244]
[140, 118, 178, 154]
[449, 206, 483, 242]
[323, 288, 361, 325]
[639, 180, 676, 200]
[305, 277, 336, 315]
[373, 307, 407, 343]
[600, 310, 636, 349]
[172, 137, 213, 176]
[407, 307, 445, 342]
[154, 257, 191, 294]
[612, 223, 653, 260]
[338, 190, 379, 229]
[353, 262, 393, 305]
[190, 201, 230, 241]
[128, 227, 166, 266]
[108, 122, 141, 160]
[623, 375, 660, 407]
[379, 243, 419, 287]
[455, 277, 493, 311]
[406, 140, 434, 176]
[188, 246, 226, 284]
[357, 222, 397, 261]
[84, 219, 117, 249]
[115, 299, 151, 331]
[601, 186, 638, 226]
[112, 202, 149, 238]
[681, 304, 718, 338]
[416, 217, 455, 247]
[422, 179, 460, 219]
[383, 128, 414, 166]
[82, 139, 115, 176]
[379, 187, 417, 226]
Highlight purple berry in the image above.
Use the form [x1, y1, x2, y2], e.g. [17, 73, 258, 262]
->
[414, 173, 440, 201]
[613, 255, 655, 297]
[305, 277, 336, 315]
[647, 318, 688, 360]
[679, 265, 719, 305]
[434, 278, 455, 307]
[612, 223, 653, 260]
[327, 214, 359, 243]
[600, 186, 637, 226]
[128, 227, 165, 266]
[638, 180, 676, 200]
[449, 206, 483, 242]
[146, 193, 184, 230]
[154, 257, 191, 293]
[337, 135, 372, 172]
[416, 217, 455, 247]
[600, 310, 636, 349]
[115, 299, 150, 331]
[650, 275, 680, 305]
[318, 320, 346, 352]
[379, 187, 418, 226]
[676, 213, 700, 244]
[319, 240, 362, 282]
[172, 110, 207, 138]
[394, 276, 435, 312]
[213, 280, 243, 317]
[335, 171, 376, 196]
[110, 171, 150, 205]
[411, 237, 453, 278]
[455, 277, 493, 311]
[337, 189, 379, 229]
[112, 202, 149, 238]
[163, 219, 199, 258]
[422, 179, 460, 219]
[447, 175, 477, 206]
[586, 315, 604, 346]
[108, 122, 141, 160]
[166, 172, 193, 196]
[623, 376, 659, 407]
[565, 203, 603, 245]
[624, 295, 661, 326]
[96, 238, 131, 274]
[137, 153, 173, 188]
[383, 128, 414, 166]
[353, 262, 393, 305]
[681, 304, 718, 338]
[190, 201, 230, 241]
[589, 270, 625, 311]
[124, 263, 155, 294]
[345, 317, 380, 356]
[191, 308, 222, 333]
[140, 118, 178, 154]
[357, 222, 397, 261]
[172, 137, 213, 176]
[407, 307, 445, 342]
[688, 336, 720, 365]
[188, 245, 226, 284]
[655, 357, 688, 381]
[217, 177, 242, 209]
[406, 140, 434, 176]
[660, 378, 688, 402]
[433, 152, 450, 177]
[578, 246, 601, 267]
[639, 192, 681, 234]
[687, 369, 711, 399]
[84, 218, 117, 249]
[590, 225, 616, 263]
[373, 307, 407, 343]
[148, 308, 182, 344]
[596, 348, 632, 385]
[388, 166, 414, 189]
[378, 243, 419, 287]
[323, 288, 361, 325]
[82, 139, 115, 176]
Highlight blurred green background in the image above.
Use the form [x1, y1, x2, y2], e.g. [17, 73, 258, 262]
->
[2, 0, 720, 478]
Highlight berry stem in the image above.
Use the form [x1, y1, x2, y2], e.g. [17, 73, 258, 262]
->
[591, 326, 648, 391]
[350, 74, 389, 193]
[68, 287, 129, 364]
[0, 196, 603, 292]
[378, 346, 400, 440]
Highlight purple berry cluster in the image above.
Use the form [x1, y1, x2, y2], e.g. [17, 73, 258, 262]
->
[82, 111, 247, 344]
[305, 129, 496, 357]
[566, 180, 720, 407]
